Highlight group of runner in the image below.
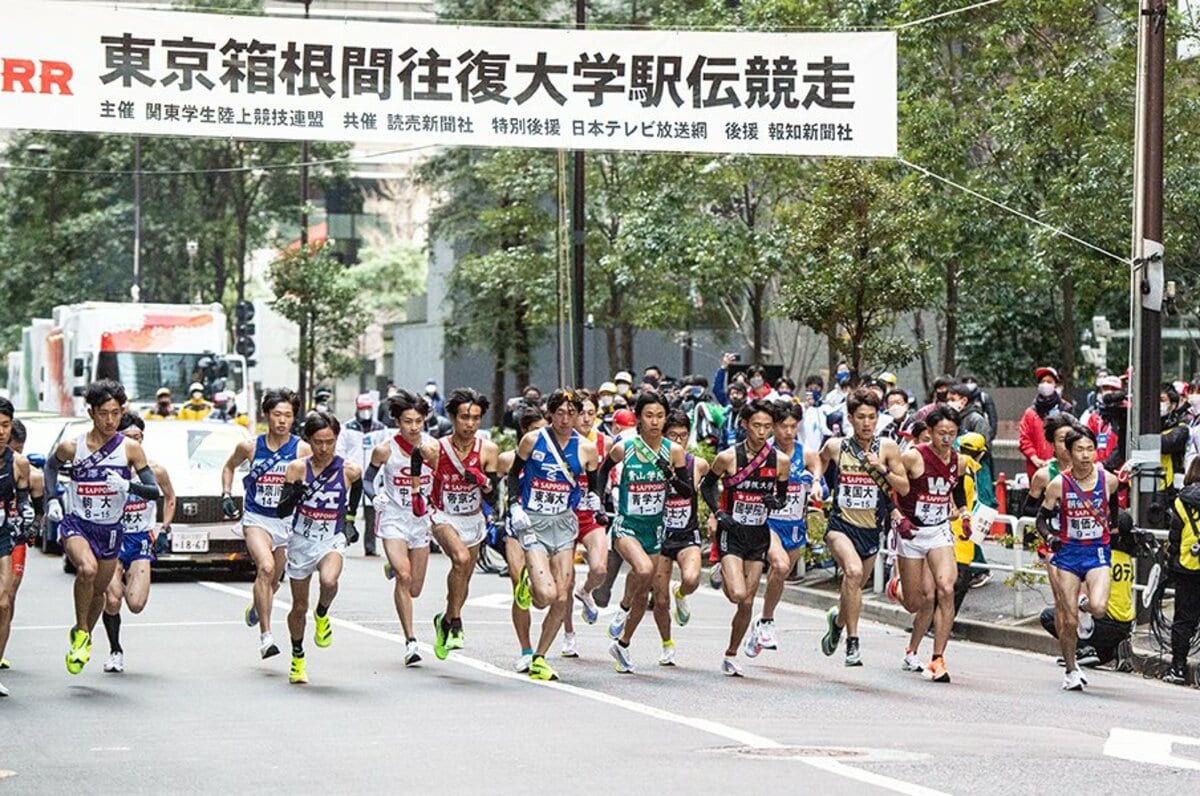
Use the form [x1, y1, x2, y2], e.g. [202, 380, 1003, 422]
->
[0, 373, 1120, 694]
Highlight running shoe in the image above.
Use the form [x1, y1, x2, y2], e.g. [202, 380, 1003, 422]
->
[885, 573, 901, 603]
[969, 571, 992, 589]
[404, 639, 422, 667]
[722, 657, 743, 677]
[384, 561, 395, 580]
[1062, 668, 1085, 691]
[609, 640, 634, 674]
[1164, 666, 1189, 685]
[709, 561, 723, 590]
[1076, 595, 1095, 640]
[743, 621, 763, 659]
[244, 602, 258, 627]
[1115, 638, 1134, 673]
[0, 658, 10, 670]
[65, 628, 91, 675]
[289, 655, 308, 684]
[528, 657, 559, 681]
[514, 567, 532, 611]
[513, 652, 533, 673]
[260, 632, 280, 660]
[314, 611, 333, 648]
[447, 625, 464, 652]
[433, 613, 449, 660]
[844, 636, 862, 667]
[560, 631, 579, 658]
[757, 618, 778, 650]
[103, 651, 125, 673]
[608, 606, 628, 641]
[1076, 646, 1100, 668]
[575, 586, 600, 625]
[0, 680, 8, 697]
[820, 606, 841, 657]
[658, 640, 676, 667]
[902, 651, 924, 673]
[672, 582, 691, 627]
[926, 657, 950, 683]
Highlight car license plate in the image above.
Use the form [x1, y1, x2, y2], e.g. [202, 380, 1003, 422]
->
[171, 530, 209, 553]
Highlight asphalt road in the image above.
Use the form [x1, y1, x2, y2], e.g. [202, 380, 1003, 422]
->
[2, 547, 1199, 794]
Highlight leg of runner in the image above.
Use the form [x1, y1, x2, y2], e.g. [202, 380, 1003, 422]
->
[504, 536, 533, 670]
[101, 565, 126, 672]
[650, 554, 675, 665]
[313, 550, 343, 651]
[899, 555, 934, 667]
[758, 534, 796, 650]
[0, 560, 13, 692]
[244, 526, 284, 657]
[65, 535, 118, 640]
[561, 568, 578, 658]
[286, 575, 311, 684]
[674, 545, 702, 626]
[123, 559, 152, 615]
[384, 538, 428, 665]
[592, 549, 623, 608]
[720, 555, 766, 676]
[1049, 566, 1085, 687]
[3, 548, 25, 669]
[574, 529, 609, 622]
[927, 546, 958, 682]
[823, 532, 874, 665]
[523, 546, 569, 681]
[609, 537, 656, 674]
[432, 522, 476, 659]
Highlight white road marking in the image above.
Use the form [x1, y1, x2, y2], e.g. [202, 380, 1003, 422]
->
[11, 621, 244, 632]
[0, 770, 15, 780]
[1104, 728, 1200, 771]
[199, 580, 947, 796]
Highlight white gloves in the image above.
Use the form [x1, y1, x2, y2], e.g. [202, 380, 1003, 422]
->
[509, 504, 532, 532]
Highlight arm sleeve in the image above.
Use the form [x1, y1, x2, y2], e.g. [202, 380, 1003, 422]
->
[506, 454, 527, 506]
[275, 481, 305, 519]
[953, 476, 967, 508]
[44, 455, 63, 497]
[670, 466, 694, 498]
[597, 455, 616, 495]
[348, 478, 363, 515]
[127, 465, 161, 499]
[587, 468, 602, 495]
[1036, 505, 1056, 540]
[363, 462, 380, 499]
[700, 470, 721, 513]
[483, 470, 500, 507]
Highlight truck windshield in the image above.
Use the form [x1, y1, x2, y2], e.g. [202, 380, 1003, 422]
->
[95, 352, 244, 403]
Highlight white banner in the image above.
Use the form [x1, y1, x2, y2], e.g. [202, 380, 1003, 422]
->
[0, 1, 896, 157]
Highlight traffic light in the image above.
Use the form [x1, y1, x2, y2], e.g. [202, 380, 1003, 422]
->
[235, 300, 256, 361]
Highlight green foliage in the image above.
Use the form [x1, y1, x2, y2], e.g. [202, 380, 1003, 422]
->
[345, 242, 426, 317]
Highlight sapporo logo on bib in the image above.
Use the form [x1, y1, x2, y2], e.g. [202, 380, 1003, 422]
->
[663, 496, 690, 529]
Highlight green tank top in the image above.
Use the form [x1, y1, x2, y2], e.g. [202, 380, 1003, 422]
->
[617, 436, 672, 533]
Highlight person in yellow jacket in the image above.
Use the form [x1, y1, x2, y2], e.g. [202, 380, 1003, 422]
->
[1165, 460, 1200, 684]
[143, 387, 177, 420]
[176, 382, 213, 421]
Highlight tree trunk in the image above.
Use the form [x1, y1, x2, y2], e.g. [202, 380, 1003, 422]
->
[491, 320, 508, 426]
[1060, 266, 1076, 394]
[211, 244, 227, 304]
[513, 303, 532, 390]
[619, 322, 635, 373]
[914, 311, 932, 398]
[605, 325, 618, 377]
[749, 281, 766, 364]
[942, 262, 958, 375]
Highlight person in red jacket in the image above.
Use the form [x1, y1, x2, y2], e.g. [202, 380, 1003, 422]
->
[1018, 367, 1075, 478]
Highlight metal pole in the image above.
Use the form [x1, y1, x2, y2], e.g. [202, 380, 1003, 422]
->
[298, 0, 312, 407]
[132, 136, 142, 302]
[1130, 0, 1167, 623]
[571, 0, 586, 388]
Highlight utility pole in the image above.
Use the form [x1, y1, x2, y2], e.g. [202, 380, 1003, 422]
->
[132, 136, 142, 302]
[571, 0, 586, 388]
[297, 0, 313, 408]
[1129, 0, 1167, 620]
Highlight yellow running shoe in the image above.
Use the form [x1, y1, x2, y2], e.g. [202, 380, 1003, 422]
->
[65, 628, 91, 675]
[313, 611, 332, 648]
[0, 658, 11, 670]
[514, 567, 532, 611]
[528, 656, 559, 681]
[289, 655, 308, 684]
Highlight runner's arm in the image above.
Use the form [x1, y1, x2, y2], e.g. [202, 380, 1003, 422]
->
[221, 440, 252, 495]
[881, 441, 910, 496]
[275, 461, 306, 518]
[155, 464, 176, 529]
[506, 432, 537, 506]
[346, 463, 364, 515]
[363, 443, 388, 499]
[699, 450, 731, 514]
[1036, 478, 1062, 543]
[596, 443, 623, 496]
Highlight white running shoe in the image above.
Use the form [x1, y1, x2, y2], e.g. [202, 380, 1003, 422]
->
[103, 651, 125, 673]
[658, 642, 676, 666]
[513, 652, 533, 673]
[1062, 668, 1085, 691]
[902, 651, 924, 673]
[672, 582, 691, 626]
[709, 562, 723, 590]
[574, 587, 600, 625]
[259, 632, 280, 660]
[0, 679, 8, 697]
[560, 631, 579, 658]
[722, 657, 743, 677]
[743, 621, 763, 659]
[608, 607, 628, 640]
[1076, 595, 1095, 640]
[757, 618, 778, 650]
[404, 640, 422, 666]
[609, 640, 634, 674]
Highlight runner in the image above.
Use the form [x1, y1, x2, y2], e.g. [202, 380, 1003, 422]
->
[565, 389, 610, 658]
[430, 388, 500, 660]
[274, 411, 362, 684]
[44, 380, 161, 675]
[699, 399, 791, 676]
[651, 409, 709, 665]
[818, 389, 909, 666]
[1038, 426, 1119, 691]
[365, 389, 440, 667]
[601, 392, 691, 673]
[506, 389, 601, 681]
[2, 418, 42, 674]
[101, 412, 177, 674]
[893, 406, 969, 683]
[221, 389, 309, 660]
[497, 406, 547, 672]
[0, 399, 35, 694]
[756, 401, 822, 652]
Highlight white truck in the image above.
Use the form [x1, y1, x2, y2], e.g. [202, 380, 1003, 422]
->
[10, 301, 253, 423]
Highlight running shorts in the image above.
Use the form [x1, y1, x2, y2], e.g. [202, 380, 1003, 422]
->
[660, 528, 702, 560]
[118, 531, 155, 569]
[575, 509, 605, 542]
[377, 506, 432, 549]
[611, 514, 662, 556]
[825, 515, 881, 561]
[431, 510, 487, 548]
[1051, 542, 1110, 580]
[520, 511, 578, 555]
[236, 510, 291, 550]
[768, 518, 808, 553]
[717, 520, 770, 563]
[60, 515, 123, 561]
[896, 522, 954, 560]
[287, 532, 346, 580]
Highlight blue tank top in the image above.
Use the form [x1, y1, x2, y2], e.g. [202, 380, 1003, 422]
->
[520, 429, 583, 514]
[291, 456, 348, 538]
[768, 444, 810, 534]
[244, 434, 301, 515]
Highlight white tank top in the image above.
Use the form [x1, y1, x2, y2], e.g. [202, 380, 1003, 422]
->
[68, 432, 130, 525]
[382, 434, 433, 515]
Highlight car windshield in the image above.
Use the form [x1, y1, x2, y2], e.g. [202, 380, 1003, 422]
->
[142, 424, 249, 472]
[95, 352, 245, 405]
[15, 416, 71, 460]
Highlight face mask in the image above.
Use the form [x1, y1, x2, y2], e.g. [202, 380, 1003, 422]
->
[1161, 402, 1171, 416]
[387, 388, 397, 398]
[949, 400, 967, 414]
[729, 394, 745, 407]
[750, 377, 764, 389]
[889, 405, 907, 420]
[836, 371, 850, 385]
[425, 385, 437, 396]
[808, 390, 822, 403]
[356, 409, 372, 423]
[935, 392, 948, 404]
[1037, 382, 1056, 398]
[964, 381, 977, 391]
[1188, 395, 1200, 411]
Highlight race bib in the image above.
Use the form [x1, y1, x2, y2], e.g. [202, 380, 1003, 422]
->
[837, 471, 878, 511]
[442, 484, 481, 515]
[663, 497, 691, 530]
[731, 490, 768, 526]
[75, 481, 124, 523]
[297, 505, 339, 538]
[625, 481, 667, 517]
[391, 472, 432, 510]
[528, 478, 571, 514]
[1065, 511, 1103, 541]
[122, 498, 150, 533]
[772, 483, 809, 521]
[914, 496, 950, 527]
[255, 472, 287, 508]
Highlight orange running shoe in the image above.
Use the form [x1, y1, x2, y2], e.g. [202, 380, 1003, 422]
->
[926, 656, 951, 683]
